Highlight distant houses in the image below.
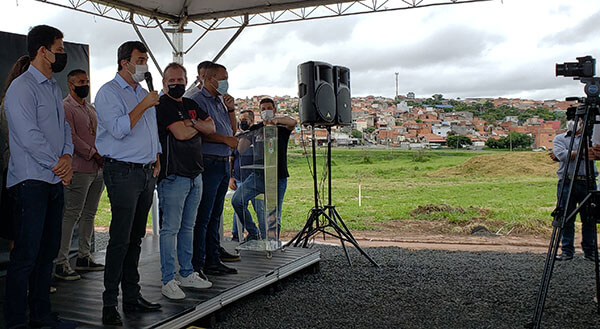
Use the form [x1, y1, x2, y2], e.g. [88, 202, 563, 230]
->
[233, 95, 571, 150]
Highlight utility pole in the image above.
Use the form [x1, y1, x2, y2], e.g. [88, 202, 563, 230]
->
[395, 72, 399, 99]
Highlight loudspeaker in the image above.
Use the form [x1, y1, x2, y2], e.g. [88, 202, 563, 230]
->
[333, 66, 351, 125]
[298, 61, 336, 126]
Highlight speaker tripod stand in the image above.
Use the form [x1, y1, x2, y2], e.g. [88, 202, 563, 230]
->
[285, 126, 379, 267]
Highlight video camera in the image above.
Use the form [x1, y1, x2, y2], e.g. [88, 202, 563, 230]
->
[556, 56, 596, 79]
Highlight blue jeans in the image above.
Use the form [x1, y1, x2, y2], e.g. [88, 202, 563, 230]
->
[193, 158, 229, 270]
[158, 174, 202, 284]
[232, 174, 287, 238]
[557, 179, 596, 256]
[232, 178, 260, 239]
[5, 180, 63, 329]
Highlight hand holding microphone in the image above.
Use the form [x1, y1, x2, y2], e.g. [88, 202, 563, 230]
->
[142, 71, 159, 109]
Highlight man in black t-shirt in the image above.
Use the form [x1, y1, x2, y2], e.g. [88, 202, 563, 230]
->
[231, 98, 296, 239]
[155, 63, 215, 300]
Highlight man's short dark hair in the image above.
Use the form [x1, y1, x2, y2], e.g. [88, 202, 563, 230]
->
[163, 62, 187, 77]
[240, 110, 254, 118]
[205, 63, 226, 78]
[67, 69, 87, 81]
[27, 25, 63, 59]
[117, 41, 147, 71]
[259, 98, 276, 107]
[197, 60, 212, 73]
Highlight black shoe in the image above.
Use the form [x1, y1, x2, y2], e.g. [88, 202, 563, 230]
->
[219, 247, 241, 262]
[555, 253, 573, 261]
[75, 256, 105, 271]
[584, 254, 596, 261]
[231, 235, 239, 242]
[204, 261, 238, 275]
[102, 306, 123, 326]
[123, 297, 162, 313]
[55, 264, 81, 281]
[244, 234, 259, 242]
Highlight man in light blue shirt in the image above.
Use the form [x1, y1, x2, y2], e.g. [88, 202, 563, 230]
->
[551, 116, 598, 262]
[4, 25, 76, 329]
[95, 40, 162, 326]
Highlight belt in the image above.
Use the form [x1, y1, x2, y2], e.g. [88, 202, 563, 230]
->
[105, 157, 155, 169]
[571, 175, 594, 181]
[204, 154, 229, 161]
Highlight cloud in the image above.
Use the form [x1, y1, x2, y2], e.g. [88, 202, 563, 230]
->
[539, 10, 600, 47]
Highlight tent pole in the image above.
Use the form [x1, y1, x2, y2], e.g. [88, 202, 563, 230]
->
[129, 12, 164, 77]
[212, 14, 248, 62]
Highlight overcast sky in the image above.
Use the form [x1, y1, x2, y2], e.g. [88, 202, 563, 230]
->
[1, 0, 599, 102]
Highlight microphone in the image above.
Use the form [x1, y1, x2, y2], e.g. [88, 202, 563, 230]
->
[144, 72, 154, 91]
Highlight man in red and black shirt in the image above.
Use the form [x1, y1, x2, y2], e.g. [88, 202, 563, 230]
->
[155, 62, 215, 300]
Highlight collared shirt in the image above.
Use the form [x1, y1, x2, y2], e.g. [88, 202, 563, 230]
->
[553, 132, 597, 178]
[183, 85, 201, 99]
[95, 73, 161, 164]
[4, 65, 73, 187]
[63, 94, 100, 174]
[190, 88, 233, 157]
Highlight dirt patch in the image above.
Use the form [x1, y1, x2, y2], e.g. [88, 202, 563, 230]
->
[409, 203, 490, 217]
[432, 152, 557, 177]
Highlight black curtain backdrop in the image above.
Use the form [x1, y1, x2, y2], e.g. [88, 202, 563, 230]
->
[0, 30, 91, 275]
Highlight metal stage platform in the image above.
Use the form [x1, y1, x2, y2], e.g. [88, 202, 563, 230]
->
[5, 236, 320, 329]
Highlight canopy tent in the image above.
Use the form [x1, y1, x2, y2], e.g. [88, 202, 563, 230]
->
[36, 0, 494, 73]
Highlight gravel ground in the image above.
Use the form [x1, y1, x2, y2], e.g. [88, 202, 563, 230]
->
[94, 232, 600, 329]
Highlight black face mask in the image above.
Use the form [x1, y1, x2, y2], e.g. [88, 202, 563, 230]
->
[73, 85, 89, 99]
[239, 120, 250, 131]
[47, 50, 68, 73]
[168, 84, 186, 99]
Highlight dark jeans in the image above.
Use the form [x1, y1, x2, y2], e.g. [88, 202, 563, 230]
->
[557, 178, 597, 257]
[102, 161, 156, 307]
[192, 157, 229, 270]
[4, 180, 63, 329]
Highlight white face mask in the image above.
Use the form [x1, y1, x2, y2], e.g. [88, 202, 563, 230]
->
[566, 120, 583, 132]
[567, 120, 575, 131]
[261, 109, 274, 121]
[129, 63, 148, 82]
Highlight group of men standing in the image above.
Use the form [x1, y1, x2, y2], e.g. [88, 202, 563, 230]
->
[2, 24, 296, 328]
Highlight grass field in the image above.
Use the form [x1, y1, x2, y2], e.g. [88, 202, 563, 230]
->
[95, 148, 560, 236]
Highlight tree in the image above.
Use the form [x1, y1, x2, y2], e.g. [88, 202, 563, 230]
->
[351, 129, 363, 139]
[485, 132, 533, 149]
[446, 135, 472, 148]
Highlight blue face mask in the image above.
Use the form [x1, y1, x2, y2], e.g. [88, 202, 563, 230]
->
[216, 79, 229, 95]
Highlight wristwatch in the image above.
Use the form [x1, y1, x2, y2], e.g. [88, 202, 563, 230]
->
[228, 108, 235, 113]
[191, 118, 198, 126]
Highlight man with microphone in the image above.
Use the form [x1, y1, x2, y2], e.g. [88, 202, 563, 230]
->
[95, 40, 161, 326]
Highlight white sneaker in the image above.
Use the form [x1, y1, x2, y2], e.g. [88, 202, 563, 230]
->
[176, 272, 212, 289]
[162, 279, 185, 300]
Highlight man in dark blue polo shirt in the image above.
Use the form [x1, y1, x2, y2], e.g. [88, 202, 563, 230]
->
[190, 63, 240, 275]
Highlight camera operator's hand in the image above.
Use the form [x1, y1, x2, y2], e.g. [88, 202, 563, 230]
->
[570, 150, 578, 161]
[548, 152, 558, 162]
[590, 145, 600, 160]
[141, 91, 160, 110]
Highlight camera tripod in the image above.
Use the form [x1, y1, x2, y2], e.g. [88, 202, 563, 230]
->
[528, 77, 600, 328]
[284, 126, 379, 267]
